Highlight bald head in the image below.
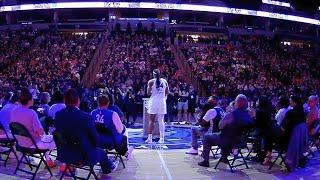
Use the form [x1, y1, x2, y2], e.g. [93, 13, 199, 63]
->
[308, 95, 319, 108]
[235, 94, 248, 109]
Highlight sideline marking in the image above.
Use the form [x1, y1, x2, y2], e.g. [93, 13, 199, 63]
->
[157, 149, 173, 180]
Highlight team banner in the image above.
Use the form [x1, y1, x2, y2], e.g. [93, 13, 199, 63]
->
[0, 2, 319, 25]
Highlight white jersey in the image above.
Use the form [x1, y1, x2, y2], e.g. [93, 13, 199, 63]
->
[150, 78, 167, 100]
[148, 78, 168, 115]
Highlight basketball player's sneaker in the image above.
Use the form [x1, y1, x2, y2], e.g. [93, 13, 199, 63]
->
[159, 138, 164, 144]
[145, 138, 153, 143]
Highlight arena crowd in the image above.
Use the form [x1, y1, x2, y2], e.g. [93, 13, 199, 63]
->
[0, 24, 319, 176]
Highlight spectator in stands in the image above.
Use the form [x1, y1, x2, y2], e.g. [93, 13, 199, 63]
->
[54, 89, 118, 174]
[186, 96, 224, 155]
[181, 35, 319, 99]
[91, 95, 133, 160]
[198, 94, 253, 167]
[10, 88, 56, 167]
[0, 32, 100, 100]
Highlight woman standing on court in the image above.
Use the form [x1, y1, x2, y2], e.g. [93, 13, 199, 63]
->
[145, 69, 169, 144]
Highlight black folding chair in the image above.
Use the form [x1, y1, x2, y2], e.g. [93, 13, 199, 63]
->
[245, 130, 261, 161]
[200, 146, 220, 159]
[268, 145, 286, 170]
[308, 119, 320, 157]
[95, 124, 126, 168]
[210, 146, 220, 158]
[0, 122, 19, 167]
[53, 131, 98, 180]
[214, 142, 249, 173]
[9, 122, 53, 180]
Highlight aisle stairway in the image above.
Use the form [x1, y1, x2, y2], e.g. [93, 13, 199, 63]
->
[170, 44, 207, 96]
[81, 33, 109, 87]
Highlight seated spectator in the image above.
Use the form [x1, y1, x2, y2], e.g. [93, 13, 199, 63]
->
[49, 91, 66, 119]
[10, 88, 56, 167]
[285, 120, 308, 171]
[91, 95, 133, 159]
[198, 94, 253, 167]
[282, 95, 308, 171]
[0, 92, 19, 138]
[253, 96, 275, 164]
[186, 96, 224, 155]
[306, 95, 319, 135]
[280, 95, 307, 149]
[54, 89, 118, 174]
[275, 96, 290, 125]
[38, 92, 52, 133]
[261, 95, 308, 167]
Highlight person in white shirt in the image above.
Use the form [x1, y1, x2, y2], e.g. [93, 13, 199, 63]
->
[275, 96, 290, 125]
[145, 69, 169, 144]
[186, 96, 225, 155]
[48, 91, 66, 119]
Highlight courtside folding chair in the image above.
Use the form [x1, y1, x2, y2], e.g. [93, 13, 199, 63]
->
[210, 146, 220, 158]
[10, 122, 53, 180]
[95, 124, 126, 168]
[53, 131, 98, 180]
[268, 145, 286, 170]
[0, 122, 19, 167]
[214, 142, 249, 173]
[308, 120, 320, 157]
[245, 131, 261, 160]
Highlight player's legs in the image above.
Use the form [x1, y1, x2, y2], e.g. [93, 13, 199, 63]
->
[145, 114, 156, 143]
[157, 114, 165, 143]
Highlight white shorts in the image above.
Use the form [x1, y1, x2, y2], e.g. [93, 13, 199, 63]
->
[147, 98, 167, 115]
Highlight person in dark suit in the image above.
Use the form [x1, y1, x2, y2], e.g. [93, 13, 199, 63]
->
[198, 94, 253, 167]
[54, 89, 118, 174]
